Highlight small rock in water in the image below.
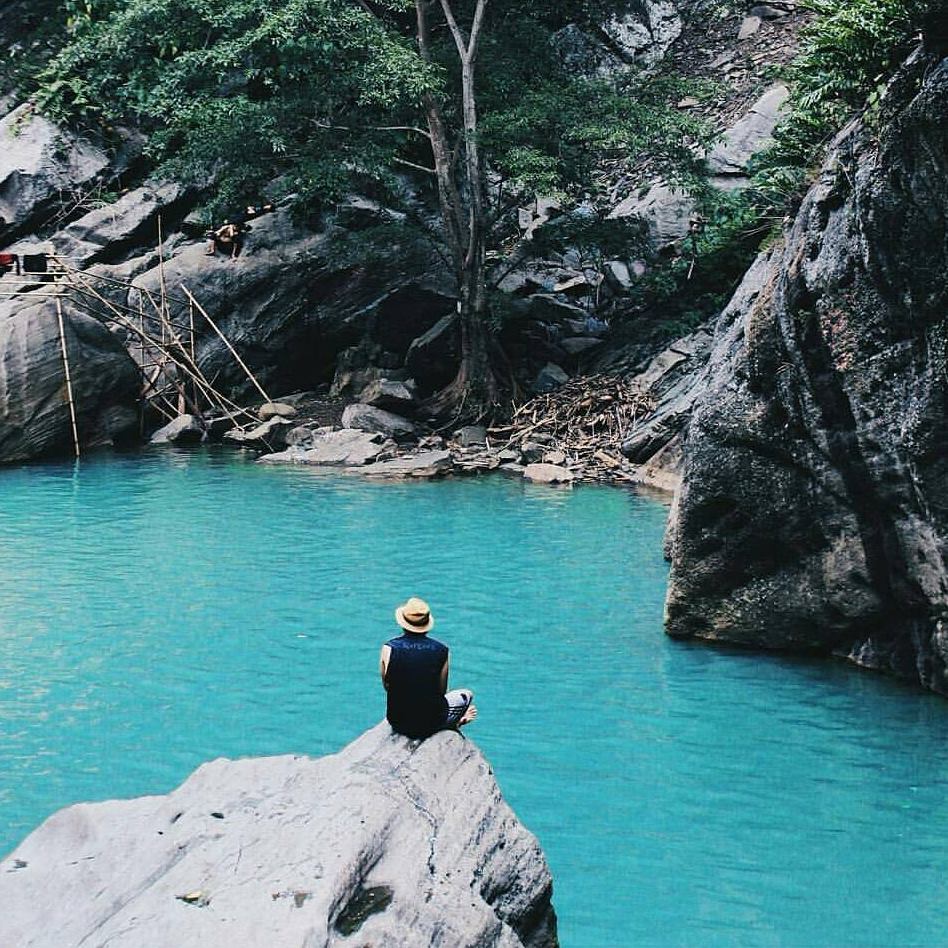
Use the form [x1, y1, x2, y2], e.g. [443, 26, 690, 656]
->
[257, 402, 298, 421]
[358, 450, 452, 479]
[224, 417, 293, 451]
[150, 414, 205, 445]
[523, 463, 574, 485]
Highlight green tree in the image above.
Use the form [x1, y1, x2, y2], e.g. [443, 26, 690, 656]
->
[39, 0, 709, 418]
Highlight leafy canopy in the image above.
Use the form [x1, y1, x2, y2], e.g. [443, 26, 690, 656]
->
[37, 0, 711, 223]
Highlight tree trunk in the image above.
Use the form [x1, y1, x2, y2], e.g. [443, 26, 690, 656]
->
[423, 0, 501, 421]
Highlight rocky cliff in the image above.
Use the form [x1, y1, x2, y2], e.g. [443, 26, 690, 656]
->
[665, 50, 948, 694]
[0, 723, 557, 948]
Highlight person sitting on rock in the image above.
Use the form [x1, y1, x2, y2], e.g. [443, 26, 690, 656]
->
[380, 597, 477, 739]
[204, 220, 245, 258]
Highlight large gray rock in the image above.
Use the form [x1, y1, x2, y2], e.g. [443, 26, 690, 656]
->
[0, 292, 139, 463]
[620, 327, 715, 487]
[126, 207, 449, 398]
[258, 428, 386, 466]
[0, 723, 557, 948]
[359, 378, 416, 414]
[666, 53, 948, 694]
[0, 106, 111, 239]
[359, 450, 453, 478]
[706, 85, 790, 185]
[553, 1, 683, 75]
[341, 403, 415, 438]
[51, 181, 188, 268]
[609, 182, 695, 246]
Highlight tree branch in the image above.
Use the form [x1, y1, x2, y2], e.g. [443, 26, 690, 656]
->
[312, 120, 431, 139]
[393, 157, 437, 174]
[438, 0, 468, 59]
[468, 0, 488, 59]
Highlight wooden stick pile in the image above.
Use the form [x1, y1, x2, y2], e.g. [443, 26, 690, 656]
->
[491, 374, 655, 482]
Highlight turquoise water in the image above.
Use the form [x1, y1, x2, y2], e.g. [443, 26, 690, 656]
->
[2, 452, 948, 947]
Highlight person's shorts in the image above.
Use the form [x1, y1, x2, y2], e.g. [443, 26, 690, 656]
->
[444, 689, 473, 728]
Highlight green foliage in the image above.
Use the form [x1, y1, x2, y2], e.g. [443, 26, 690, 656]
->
[618, 189, 766, 337]
[481, 73, 712, 198]
[34, 0, 710, 235]
[753, 0, 932, 211]
[36, 0, 439, 214]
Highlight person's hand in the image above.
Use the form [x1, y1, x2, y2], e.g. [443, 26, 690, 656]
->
[459, 704, 477, 726]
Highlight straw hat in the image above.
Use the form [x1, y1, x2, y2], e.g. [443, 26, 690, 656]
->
[395, 597, 434, 634]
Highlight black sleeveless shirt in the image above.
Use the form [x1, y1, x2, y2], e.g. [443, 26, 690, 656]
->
[385, 633, 449, 739]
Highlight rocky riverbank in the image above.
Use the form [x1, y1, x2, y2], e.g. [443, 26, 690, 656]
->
[0, 723, 557, 948]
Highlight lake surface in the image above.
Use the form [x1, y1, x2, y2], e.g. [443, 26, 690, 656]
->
[1, 451, 948, 946]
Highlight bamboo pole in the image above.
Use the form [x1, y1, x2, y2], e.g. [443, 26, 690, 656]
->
[180, 284, 272, 404]
[54, 297, 81, 459]
[157, 215, 168, 348]
[60, 269, 255, 426]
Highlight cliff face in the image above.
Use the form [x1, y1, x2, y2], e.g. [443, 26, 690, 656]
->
[665, 51, 948, 693]
[0, 724, 557, 948]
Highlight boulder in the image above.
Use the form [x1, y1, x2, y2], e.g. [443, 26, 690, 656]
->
[358, 450, 453, 479]
[258, 428, 386, 467]
[533, 363, 569, 393]
[405, 313, 460, 394]
[523, 463, 574, 485]
[284, 424, 316, 447]
[620, 327, 715, 477]
[0, 106, 111, 240]
[359, 378, 417, 414]
[257, 401, 297, 421]
[520, 442, 546, 464]
[560, 337, 602, 356]
[454, 424, 487, 447]
[0, 724, 557, 948]
[553, 0, 682, 75]
[527, 295, 588, 324]
[126, 206, 448, 398]
[341, 403, 415, 439]
[603, 260, 634, 293]
[224, 417, 292, 451]
[706, 85, 790, 184]
[609, 182, 695, 247]
[666, 54, 948, 694]
[51, 182, 187, 268]
[737, 14, 762, 38]
[0, 293, 139, 464]
[150, 414, 205, 445]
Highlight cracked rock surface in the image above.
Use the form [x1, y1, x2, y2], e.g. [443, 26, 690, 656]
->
[665, 52, 948, 694]
[0, 723, 557, 948]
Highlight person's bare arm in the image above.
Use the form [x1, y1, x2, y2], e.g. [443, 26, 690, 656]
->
[380, 644, 391, 691]
[439, 654, 449, 695]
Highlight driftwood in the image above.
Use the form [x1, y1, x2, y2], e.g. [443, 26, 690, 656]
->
[491, 374, 654, 483]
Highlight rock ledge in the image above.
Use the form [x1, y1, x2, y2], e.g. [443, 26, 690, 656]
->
[0, 723, 557, 948]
